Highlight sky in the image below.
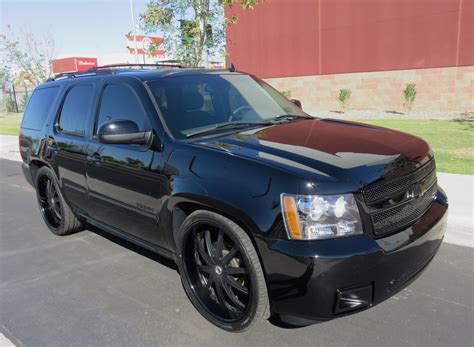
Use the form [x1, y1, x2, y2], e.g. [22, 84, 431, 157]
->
[1, 0, 161, 63]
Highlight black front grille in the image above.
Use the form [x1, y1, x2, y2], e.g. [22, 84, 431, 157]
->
[370, 181, 437, 236]
[362, 159, 438, 237]
[363, 160, 436, 203]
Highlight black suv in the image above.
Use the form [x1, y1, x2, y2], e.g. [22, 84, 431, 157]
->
[20, 65, 448, 332]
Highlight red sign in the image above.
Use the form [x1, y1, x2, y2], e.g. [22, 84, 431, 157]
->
[126, 34, 165, 57]
[52, 57, 98, 74]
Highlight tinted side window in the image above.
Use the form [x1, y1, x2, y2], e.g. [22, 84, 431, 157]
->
[21, 87, 60, 130]
[96, 84, 150, 133]
[58, 85, 94, 136]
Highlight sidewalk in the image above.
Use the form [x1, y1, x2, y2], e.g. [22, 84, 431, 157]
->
[0, 135, 21, 162]
[1, 134, 472, 247]
[437, 172, 474, 247]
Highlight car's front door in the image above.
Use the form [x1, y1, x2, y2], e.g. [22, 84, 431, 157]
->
[85, 76, 168, 248]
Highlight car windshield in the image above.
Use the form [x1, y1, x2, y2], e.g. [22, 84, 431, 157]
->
[148, 73, 308, 139]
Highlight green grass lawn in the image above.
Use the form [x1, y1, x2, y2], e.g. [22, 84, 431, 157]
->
[357, 119, 473, 175]
[0, 113, 472, 174]
[0, 112, 22, 136]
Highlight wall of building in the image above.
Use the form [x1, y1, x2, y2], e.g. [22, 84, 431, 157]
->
[266, 66, 473, 112]
[226, 0, 473, 77]
[226, 0, 474, 112]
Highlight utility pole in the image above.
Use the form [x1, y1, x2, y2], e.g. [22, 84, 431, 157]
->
[129, 0, 139, 65]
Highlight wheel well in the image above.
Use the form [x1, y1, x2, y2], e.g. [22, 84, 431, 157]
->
[29, 160, 48, 187]
[172, 202, 261, 255]
[173, 202, 256, 246]
[172, 201, 268, 272]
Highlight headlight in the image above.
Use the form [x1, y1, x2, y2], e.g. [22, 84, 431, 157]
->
[281, 193, 363, 240]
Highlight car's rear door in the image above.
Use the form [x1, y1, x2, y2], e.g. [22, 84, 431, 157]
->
[48, 82, 97, 214]
[85, 76, 168, 247]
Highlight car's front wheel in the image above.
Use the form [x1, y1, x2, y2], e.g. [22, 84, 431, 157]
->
[176, 210, 269, 332]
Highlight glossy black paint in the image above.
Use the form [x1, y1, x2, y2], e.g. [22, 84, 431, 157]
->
[97, 120, 153, 145]
[20, 69, 448, 322]
[259, 189, 447, 321]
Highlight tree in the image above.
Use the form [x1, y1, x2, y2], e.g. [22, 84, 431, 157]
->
[0, 66, 12, 91]
[140, 0, 263, 67]
[0, 66, 13, 112]
[0, 26, 55, 86]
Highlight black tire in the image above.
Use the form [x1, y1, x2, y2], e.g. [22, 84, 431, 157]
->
[176, 210, 269, 332]
[35, 166, 84, 236]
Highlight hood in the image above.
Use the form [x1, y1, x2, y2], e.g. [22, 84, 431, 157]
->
[194, 118, 432, 192]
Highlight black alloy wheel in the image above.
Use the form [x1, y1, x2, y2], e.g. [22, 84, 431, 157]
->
[35, 166, 83, 236]
[38, 174, 62, 230]
[177, 210, 269, 332]
[191, 227, 250, 318]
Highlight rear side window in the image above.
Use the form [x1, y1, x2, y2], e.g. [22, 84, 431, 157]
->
[21, 87, 60, 130]
[96, 84, 150, 133]
[57, 85, 94, 136]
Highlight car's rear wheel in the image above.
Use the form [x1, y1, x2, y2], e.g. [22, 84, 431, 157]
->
[176, 210, 269, 332]
[35, 166, 83, 236]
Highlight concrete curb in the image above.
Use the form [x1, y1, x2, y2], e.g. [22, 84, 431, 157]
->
[1, 134, 472, 248]
[0, 333, 15, 347]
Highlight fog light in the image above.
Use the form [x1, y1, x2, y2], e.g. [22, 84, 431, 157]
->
[334, 285, 373, 314]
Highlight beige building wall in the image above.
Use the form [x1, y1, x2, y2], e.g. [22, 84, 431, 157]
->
[265, 66, 473, 113]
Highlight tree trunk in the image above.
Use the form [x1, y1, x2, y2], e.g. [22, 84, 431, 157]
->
[198, 0, 210, 67]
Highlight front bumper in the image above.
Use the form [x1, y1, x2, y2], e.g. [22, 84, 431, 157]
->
[258, 188, 448, 322]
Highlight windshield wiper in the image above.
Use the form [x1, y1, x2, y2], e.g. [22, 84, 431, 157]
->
[185, 115, 313, 139]
[185, 121, 273, 139]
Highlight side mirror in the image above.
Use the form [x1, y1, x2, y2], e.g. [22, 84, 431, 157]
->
[291, 99, 302, 109]
[98, 120, 153, 145]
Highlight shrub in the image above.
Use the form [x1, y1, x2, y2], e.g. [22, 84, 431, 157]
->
[338, 88, 352, 111]
[281, 90, 292, 99]
[5, 97, 17, 113]
[403, 83, 416, 111]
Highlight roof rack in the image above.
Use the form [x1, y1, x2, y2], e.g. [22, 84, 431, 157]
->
[90, 63, 185, 71]
[45, 62, 187, 82]
[45, 71, 96, 82]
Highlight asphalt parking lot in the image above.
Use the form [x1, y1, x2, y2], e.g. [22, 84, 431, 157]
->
[0, 158, 473, 346]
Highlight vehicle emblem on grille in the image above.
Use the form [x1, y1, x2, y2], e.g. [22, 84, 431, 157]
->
[407, 181, 424, 199]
